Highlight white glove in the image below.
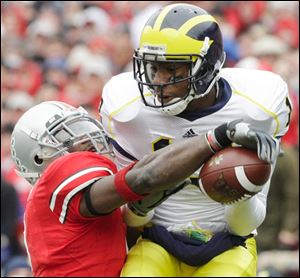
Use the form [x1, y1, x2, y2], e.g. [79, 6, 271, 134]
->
[226, 119, 280, 164]
[208, 119, 280, 164]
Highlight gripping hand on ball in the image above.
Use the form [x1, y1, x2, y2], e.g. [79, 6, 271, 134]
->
[226, 120, 280, 164]
[207, 119, 280, 164]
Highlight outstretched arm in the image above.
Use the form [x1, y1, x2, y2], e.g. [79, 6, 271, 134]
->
[80, 134, 213, 217]
[80, 120, 280, 217]
[126, 135, 212, 194]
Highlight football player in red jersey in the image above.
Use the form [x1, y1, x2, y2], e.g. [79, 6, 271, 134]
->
[10, 101, 279, 276]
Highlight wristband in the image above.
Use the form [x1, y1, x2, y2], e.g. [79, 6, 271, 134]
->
[205, 131, 222, 153]
[206, 124, 232, 152]
[114, 161, 146, 202]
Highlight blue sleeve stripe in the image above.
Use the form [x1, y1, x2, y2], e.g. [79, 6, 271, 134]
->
[111, 139, 137, 161]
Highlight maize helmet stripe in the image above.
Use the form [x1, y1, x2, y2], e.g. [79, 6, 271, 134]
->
[142, 11, 218, 56]
[140, 26, 210, 57]
[153, 3, 185, 31]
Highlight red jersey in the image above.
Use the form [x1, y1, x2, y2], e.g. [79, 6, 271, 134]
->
[24, 151, 127, 277]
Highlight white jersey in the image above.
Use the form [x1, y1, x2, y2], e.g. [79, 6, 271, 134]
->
[100, 68, 291, 233]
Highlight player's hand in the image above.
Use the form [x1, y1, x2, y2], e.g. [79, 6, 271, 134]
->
[208, 119, 280, 164]
[226, 119, 280, 164]
[128, 179, 190, 216]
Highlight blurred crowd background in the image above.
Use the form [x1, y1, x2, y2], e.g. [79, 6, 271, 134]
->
[1, 1, 299, 277]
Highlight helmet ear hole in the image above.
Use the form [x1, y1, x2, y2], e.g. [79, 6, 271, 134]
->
[34, 155, 43, 165]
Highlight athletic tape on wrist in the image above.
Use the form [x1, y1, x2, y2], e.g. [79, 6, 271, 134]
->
[114, 161, 146, 202]
[205, 130, 222, 153]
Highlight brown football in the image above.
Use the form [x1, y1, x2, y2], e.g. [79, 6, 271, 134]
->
[199, 146, 271, 204]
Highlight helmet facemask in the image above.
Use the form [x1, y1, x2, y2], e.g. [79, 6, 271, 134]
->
[134, 51, 193, 107]
[37, 111, 112, 161]
[133, 47, 224, 115]
[11, 102, 113, 185]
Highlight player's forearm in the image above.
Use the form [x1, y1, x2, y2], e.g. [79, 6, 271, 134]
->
[126, 135, 213, 194]
[82, 135, 213, 216]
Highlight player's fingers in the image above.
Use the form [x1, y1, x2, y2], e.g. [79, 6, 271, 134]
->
[267, 137, 275, 163]
[268, 136, 280, 164]
[263, 135, 277, 164]
[256, 134, 270, 163]
[255, 135, 264, 162]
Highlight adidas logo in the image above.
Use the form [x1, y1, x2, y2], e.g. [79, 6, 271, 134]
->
[183, 129, 197, 138]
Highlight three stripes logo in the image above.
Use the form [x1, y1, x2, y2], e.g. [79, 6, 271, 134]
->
[183, 128, 197, 138]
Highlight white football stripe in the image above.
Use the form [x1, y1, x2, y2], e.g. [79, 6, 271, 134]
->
[198, 179, 211, 199]
[234, 166, 264, 193]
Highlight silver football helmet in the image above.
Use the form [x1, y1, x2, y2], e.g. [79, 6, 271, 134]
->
[11, 101, 112, 185]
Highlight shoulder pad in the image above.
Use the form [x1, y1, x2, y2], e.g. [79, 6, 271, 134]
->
[101, 72, 141, 122]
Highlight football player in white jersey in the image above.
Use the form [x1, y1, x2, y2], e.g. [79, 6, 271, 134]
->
[99, 3, 292, 277]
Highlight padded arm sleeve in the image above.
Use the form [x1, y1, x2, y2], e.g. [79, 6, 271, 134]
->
[224, 191, 267, 236]
[225, 163, 276, 236]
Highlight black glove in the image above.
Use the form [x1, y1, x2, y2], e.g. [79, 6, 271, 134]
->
[128, 179, 190, 216]
[208, 119, 280, 164]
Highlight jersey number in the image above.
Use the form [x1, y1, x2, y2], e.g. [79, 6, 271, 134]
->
[152, 137, 172, 151]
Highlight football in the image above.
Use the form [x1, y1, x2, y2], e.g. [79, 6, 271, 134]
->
[198, 146, 271, 204]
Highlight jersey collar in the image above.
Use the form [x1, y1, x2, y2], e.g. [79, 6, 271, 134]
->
[175, 78, 232, 121]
